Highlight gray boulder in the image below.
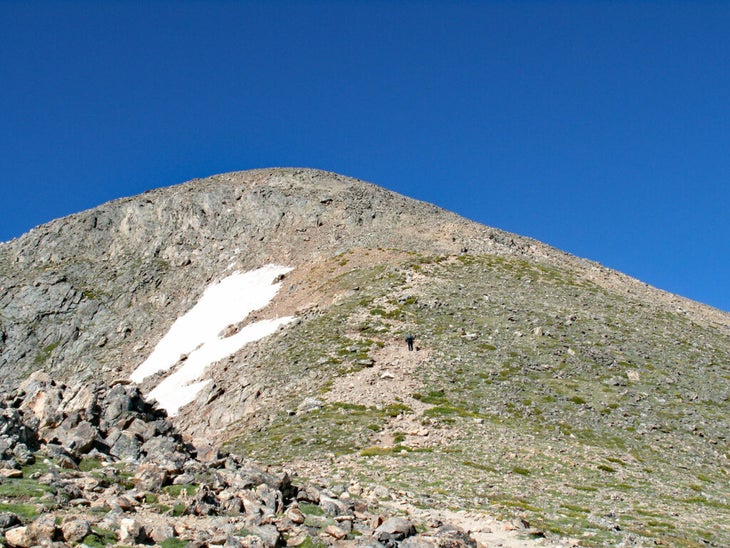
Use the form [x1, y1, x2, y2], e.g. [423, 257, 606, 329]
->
[0, 512, 21, 531]
[431, 525, 477, 548]
[319, 494, 350, 517]
[4, 526, 31, 548]
[11, 443, 34, 466]
[148, 523, 176, 544]
[133, 462, 169, 491]
[109, 431, 140, 461]
[245, 524, 283, 548]
[61, 518, 91, 544]
[118, 518, 146, 544]
[26, 514, 60, 544]
[55, 419, 98, 457]
[375, 517, 417, 546]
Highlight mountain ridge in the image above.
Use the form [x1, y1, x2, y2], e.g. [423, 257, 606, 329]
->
[2, 168, 727, 387]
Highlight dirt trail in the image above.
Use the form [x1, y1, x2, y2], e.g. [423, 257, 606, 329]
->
[322, 342, 434, 446]
[384, 501, 579, 548]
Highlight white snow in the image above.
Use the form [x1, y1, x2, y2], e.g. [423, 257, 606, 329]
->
[130, 264, 294, 415]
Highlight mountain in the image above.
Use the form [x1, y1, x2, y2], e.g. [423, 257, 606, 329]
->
[1, 168, 728, 546]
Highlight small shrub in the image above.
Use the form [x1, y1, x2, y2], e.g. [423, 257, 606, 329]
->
[22, 456, 50, 476]
[79, 457, 103, 472]
[0, 478, 54, 498]
[164, 484, 197, 497]
[293, 535, 327, 548]
[82, 534, 105, 548]
[361, 446, 393, 456]
[462, 460, 496, 472]
[83, 527, 118, 548]
[34, 341, 60, 365]
[360, 445, 410, 456]
[0, 502, 39, 519]
[384, 403, 413, 417]
[298, 502, 325, 516]
[424, 405, 479, 419]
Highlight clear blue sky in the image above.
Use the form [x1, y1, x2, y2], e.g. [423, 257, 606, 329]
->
[1, 1, 728, 312]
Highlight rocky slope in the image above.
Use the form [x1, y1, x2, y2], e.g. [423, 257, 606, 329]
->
[1, 374, 556, 548]
[0, 168, 520, 385]
[1, 168, 729, 546]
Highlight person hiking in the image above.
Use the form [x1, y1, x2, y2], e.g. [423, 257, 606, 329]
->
[405, 334, 415, 351]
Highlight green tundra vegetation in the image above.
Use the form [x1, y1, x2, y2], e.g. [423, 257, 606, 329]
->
[230, 252, 730, 547]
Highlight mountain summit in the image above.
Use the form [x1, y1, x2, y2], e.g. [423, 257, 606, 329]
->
[0, 167, 562, 386]
[1, 168, 728, 545]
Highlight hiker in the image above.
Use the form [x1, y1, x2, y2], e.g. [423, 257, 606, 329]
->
[405, 334, 415, 351]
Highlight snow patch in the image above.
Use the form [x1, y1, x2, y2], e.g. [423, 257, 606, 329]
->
[130, 264, 294, 415]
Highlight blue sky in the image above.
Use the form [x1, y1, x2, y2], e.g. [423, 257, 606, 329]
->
[1, 1, 728, 312]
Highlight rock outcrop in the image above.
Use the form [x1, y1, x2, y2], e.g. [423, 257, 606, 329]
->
[0, 376, 548, 547]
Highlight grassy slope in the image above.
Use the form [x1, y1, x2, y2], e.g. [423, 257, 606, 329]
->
[228, 251, 730, 547]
